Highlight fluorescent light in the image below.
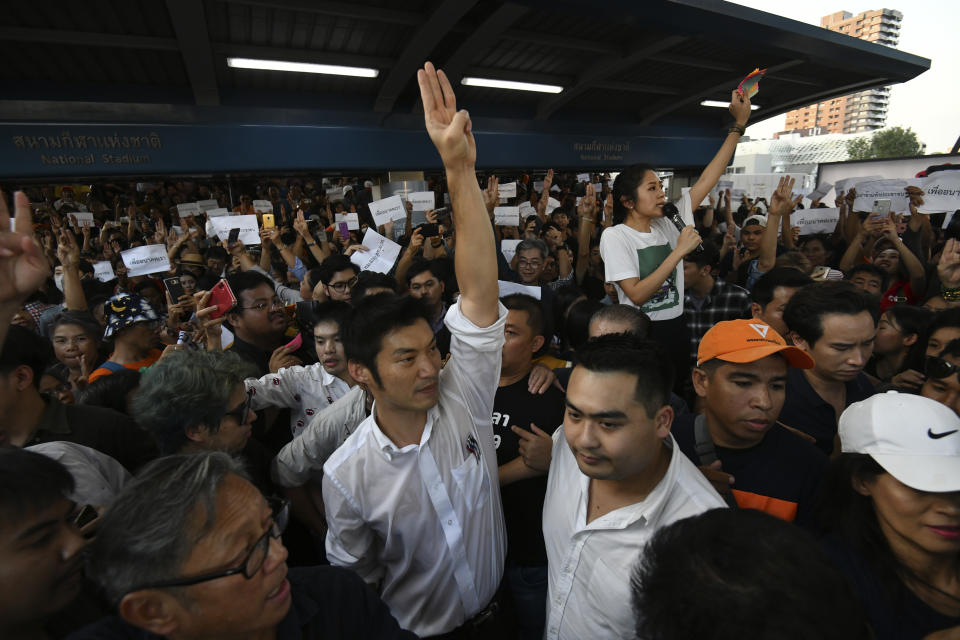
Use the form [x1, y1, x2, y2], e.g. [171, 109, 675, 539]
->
[701, 99, 760, 110]
[461, 77, 563, 94]
[226, 57, 378, 78]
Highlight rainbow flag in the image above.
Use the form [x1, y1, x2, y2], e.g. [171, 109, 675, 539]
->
[737, 68, 767, 99]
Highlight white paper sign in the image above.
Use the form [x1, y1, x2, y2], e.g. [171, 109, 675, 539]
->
[577, 173, 590, 183]
[834, 175, 884, 195]
[335, 213, 360, 231]
[498, 280, 541, 300]
[177, 202, 200, 218]
[326, 188, 344, 202]
[494, 206, 520, 226]
[368, 195, 406, 227]
[918, 173, 960, 214]
[853, 179, 909, 214]
[206, 208, 229, 218]
[731, 188, 746, 202]
[545, 197, 561, 214]
[92, 261, 116, 282]
[498, 182, 517, 198]
[252, 200, 273, 214]
[501, 239, 521, 263]
[73, 211, 94, 227]
[121, 244, 171, 277]
[905, 178, 925, 188]
[407, 191, 435, 211]
[793, 207, 841, 236]
[717, 180, 734, 191]
[350, 229, 402, 274]
[197, 199, 219, 211]
[550, 185, 560, 193]
[519, 201, 536, 218]
[209, 214, 260, 245]
[533, 181, 544, 192]
[807, 182, 834, 202]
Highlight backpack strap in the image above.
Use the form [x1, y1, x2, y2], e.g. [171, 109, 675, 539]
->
[693, 414, 738, 508]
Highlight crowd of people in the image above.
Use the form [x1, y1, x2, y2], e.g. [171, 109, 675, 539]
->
[1, 61, 959, 640]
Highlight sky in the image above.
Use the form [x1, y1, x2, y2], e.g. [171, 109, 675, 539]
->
[729, 0, 959, 153]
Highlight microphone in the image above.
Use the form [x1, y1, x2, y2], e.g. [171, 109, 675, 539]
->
[664, 202, 702, 253]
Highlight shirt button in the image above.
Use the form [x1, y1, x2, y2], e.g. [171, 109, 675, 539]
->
[448, 519, 453, 525]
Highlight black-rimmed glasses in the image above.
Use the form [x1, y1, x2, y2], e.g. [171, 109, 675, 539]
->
[223, 390, 253, 424]
[328, 276, 358, 293]
[129, 497, 289, 592]
[239, 297, 283, 312]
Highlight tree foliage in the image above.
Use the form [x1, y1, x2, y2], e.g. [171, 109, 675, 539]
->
[846, 126, 923, 160]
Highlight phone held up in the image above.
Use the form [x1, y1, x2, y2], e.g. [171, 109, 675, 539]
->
[164, 277, 185, 301]
[208, 279, 237, 319]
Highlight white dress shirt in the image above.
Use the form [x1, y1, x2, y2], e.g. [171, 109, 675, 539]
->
[271, 385, 369, 488]
[245, 362, 351, 437]
[543, 427, 725, 640]
[322, 300, 508, 637]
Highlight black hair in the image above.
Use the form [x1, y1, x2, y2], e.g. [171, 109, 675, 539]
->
[317, 254, 359, 285]
[305, 267, 323, 290]
[205, 246, 228, 262]
[563, 299, 604, 352]
[405, 258, 443, 286]
[589, 304, 651, 338]
[633, 508, 870, 640]
[847, 263, 889, 290]
[0, 448, 75, 524]
[903, 307, 960, 373]
[132, 279, 161, 296]
[574, 334, 673, 418]
[225, 270, 274, 314]
[687, 240, 720, 269]
[77, 368, 141, 415]
[815, 453, 917, 612]
[612, 163, 657, 225]
[783, 281, 879, 346]
[938, 338, 960, 359]
[883, 305, 932, 344]
[340, 293, 431, 387]
[0, 325, 53, 389]
[541, 221, 561, 236]
[501, 293, 546, 339]
[750, 267, 813, 307]
[552, 284, 585, 342]
[49, 310, 103, 344]
[351, 272, 399, 303]
[306, 300, 353, 333]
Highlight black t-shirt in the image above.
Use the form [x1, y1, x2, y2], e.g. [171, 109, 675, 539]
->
[673, 414, 829, 525]
[492, 374, 566, 567]
[821, 536, 960, 640]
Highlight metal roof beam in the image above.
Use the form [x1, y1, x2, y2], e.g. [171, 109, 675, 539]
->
[499, 29, 619, 56]
[373, 0, 480, 114]
[441, 3, 531, 84]
[166, 0, 220, 106]
[594, 81, 679, 95]
[0, 27, 178, 50]
[221, 0, 422, 26]
[648, 53, 735, 73]
[535, 35, 687, 120]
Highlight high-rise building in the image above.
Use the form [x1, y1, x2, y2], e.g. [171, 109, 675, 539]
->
[782, 8, 902, 136]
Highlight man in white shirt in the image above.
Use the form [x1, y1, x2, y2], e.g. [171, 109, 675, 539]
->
[245, 301, 355, 436]
[321, 61, 509, 638]
[542, 334, 725, 640]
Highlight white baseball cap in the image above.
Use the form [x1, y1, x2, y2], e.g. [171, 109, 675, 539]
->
[839, 391, 960, 492]
[743, 214, 768, 228]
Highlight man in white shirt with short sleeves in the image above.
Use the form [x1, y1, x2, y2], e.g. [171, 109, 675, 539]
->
[321, 61, 509, 638]
[542, 334, 725, 640]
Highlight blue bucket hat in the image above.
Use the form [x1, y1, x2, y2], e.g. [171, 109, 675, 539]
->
[103, 293, 158, 339]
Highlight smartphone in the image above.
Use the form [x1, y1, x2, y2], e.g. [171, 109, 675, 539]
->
[433, 207, 452, 225]
[227, 227, 241, 245]
[262, 213, 275, 228]
[164, 277, 186, 301]
[337, 221, 349, 237]
[74, 504, 98, 528]
[871, 199, 892, 220]
[208, 279, 237, 319]
[284, 333, 303, 351]
[416, 223, 439, 238]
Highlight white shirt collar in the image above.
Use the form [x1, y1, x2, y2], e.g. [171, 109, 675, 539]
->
[368, 401, 440, 456]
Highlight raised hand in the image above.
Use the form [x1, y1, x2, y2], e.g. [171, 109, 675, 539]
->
[417, 61, 475, 169]
[56, 228, 81, 269]
[578, 183, 597, 219]
[483, 176, 499, 214]
[768, 175, 796, 218]
[293, 210, 310, 237]
[729, 89, 752, 126]
[0, 190, 51, 312]
[938, 237, 960, 289]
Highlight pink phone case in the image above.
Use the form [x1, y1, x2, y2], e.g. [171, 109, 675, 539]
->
[284, 333, 302, 351]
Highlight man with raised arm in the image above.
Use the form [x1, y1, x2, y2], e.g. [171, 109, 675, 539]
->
[321, 62, 510, 638]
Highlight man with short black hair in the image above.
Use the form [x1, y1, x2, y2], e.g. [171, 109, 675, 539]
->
[542, 334, 724, 640]
[320, 63, 512, 637]
[406, 258, 451, 357]
[683, 241, 751, 364]
[317, 255, 359, 304]
[226, 270, 299, 377]
[780, 281, 878, 454]
[494, 293, 566, 639]
[847, 263, 887, 300]
[0, 448, 91, 639]
[587, 304, 651, 339]
[673, 319, 827, 523]
[749, 267, 813, 337]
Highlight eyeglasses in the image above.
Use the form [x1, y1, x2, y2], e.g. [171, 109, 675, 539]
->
[223, 390, 253, 424]
[518, 259, 542, 269]
[239, 297, 283, 312]
[128, 497, 289, 592]
[328, 276, 358, 293]
[925, 356, 960, 382]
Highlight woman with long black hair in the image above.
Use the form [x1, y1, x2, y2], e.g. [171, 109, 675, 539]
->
[600, 90, 752, 375]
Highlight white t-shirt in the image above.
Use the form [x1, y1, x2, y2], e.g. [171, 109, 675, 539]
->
[599, 191, 693, 320]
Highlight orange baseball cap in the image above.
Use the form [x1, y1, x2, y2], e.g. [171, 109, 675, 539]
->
[697, 319, 814, 369]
